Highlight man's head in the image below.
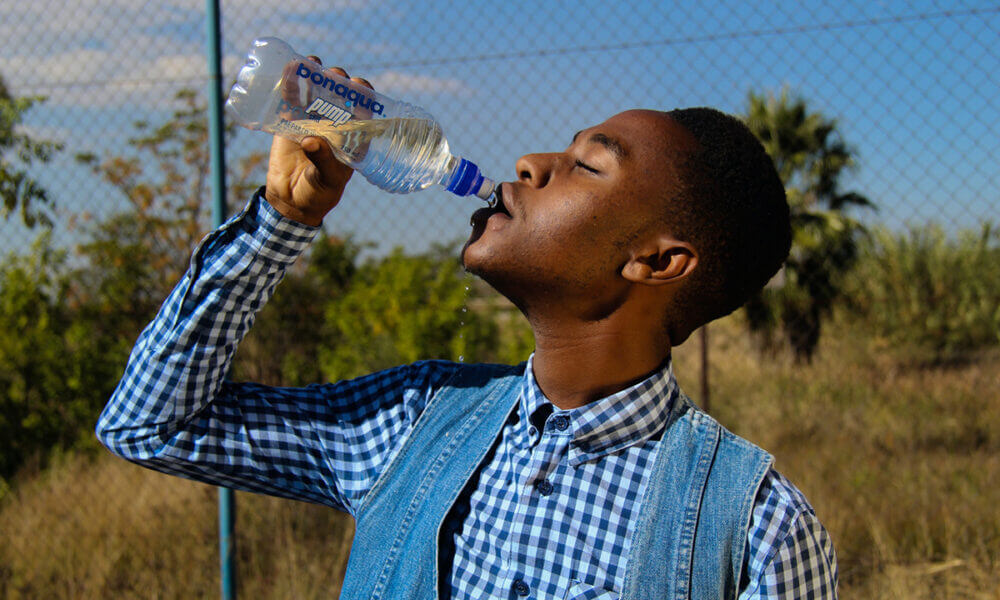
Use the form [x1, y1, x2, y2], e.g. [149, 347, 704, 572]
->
[660, 107, 791, 340]
[462, 108, 789, 344]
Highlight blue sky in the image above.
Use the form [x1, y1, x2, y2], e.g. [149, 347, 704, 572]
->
[1, 0, 997, 253]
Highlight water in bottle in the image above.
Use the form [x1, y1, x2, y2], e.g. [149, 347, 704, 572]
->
[226, 37, 495, 201]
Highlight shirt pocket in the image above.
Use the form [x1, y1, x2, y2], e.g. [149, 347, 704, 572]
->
[564, 580, 620, 600]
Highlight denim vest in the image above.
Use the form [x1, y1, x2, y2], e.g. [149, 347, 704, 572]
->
[340, 363, 772, 600]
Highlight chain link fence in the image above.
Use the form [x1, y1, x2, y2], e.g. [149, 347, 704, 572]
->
[1, 1, 998, 598]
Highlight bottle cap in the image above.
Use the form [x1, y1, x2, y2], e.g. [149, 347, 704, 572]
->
[446, 158, 488, 198]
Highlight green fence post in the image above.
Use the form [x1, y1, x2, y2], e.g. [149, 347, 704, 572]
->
[204, 0, 235, 598]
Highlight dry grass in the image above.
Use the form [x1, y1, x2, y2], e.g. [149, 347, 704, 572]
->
[0, 453, 353, 599]
[673, 314, 1000, 599]
[2, 315, 998, 598]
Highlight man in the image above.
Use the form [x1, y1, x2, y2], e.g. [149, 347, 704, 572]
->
[98, 62, 837, 599]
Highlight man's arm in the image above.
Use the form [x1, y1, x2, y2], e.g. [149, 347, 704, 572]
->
[739, 469, 838, 599]
[95, 189, 454, 512]
[95, 62, 442, 512]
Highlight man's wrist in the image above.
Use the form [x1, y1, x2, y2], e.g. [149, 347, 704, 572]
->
[242, 187, 320, 265]
[263, 187, 328, 227]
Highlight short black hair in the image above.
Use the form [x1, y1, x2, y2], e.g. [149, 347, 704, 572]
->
[663, 107, 790, 340]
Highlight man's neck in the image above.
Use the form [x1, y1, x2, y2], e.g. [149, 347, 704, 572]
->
[529, 317, 671, 410]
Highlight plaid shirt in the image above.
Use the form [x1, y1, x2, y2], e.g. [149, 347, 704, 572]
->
[98, 192, 838, 599]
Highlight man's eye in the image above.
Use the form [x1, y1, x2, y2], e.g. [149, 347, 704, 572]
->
[575, 160, 599, 174]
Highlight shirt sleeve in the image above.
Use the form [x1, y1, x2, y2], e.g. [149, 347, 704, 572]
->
[95, 189, 457, 514]
[738, 469, 839, 599]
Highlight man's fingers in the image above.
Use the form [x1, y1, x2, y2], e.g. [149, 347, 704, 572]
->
[327, 66, 349, 78]
[303, 55, 372, 93]
[351, 77, 374, 90]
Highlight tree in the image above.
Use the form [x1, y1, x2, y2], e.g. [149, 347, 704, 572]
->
[743, 89, 873, 362]
[0, 74, 61, 228]
[74, 88, 267, 343]
[0, 88, 266, 482]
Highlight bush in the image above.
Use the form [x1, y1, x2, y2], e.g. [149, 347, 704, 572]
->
[844, 223, 1000, 362]
[0, 238, 121, 482]
[318, 245, 503, 380]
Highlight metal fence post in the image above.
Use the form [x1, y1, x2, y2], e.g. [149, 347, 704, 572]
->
[205, 0, 235, 598]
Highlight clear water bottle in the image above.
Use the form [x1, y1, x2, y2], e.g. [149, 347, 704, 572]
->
[226, 37, 495, 200]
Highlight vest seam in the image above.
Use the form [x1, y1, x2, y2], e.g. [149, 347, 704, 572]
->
[356, 363, 513, 512]
[725, 427, 772, 600]
[358, 363, 521, 599]
[675, 415, 721, 600]
[362, 367, 476, 599]
[729, 456, 772, 600]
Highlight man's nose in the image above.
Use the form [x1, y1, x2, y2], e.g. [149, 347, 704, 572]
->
[515, 153, 558, 188]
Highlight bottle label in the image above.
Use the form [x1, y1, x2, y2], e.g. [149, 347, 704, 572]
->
[305, 98, 352, 125]
[295, 63, 385, 115]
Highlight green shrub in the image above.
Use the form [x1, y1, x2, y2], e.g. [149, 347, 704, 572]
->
[0, 237, 122, 482]
[844, 222, 1000, 362]
[318, 245, 502, 380]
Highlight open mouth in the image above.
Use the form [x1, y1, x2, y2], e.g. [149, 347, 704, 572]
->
[488, 184, 512, 217]
[470, 184, 512, 228]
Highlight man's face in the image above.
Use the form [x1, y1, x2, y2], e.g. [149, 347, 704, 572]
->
[462, 110, 694, 314]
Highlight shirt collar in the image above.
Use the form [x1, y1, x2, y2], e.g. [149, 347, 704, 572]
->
[516, 353, 678, 466]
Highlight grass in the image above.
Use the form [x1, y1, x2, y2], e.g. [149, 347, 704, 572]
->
[672, 313, 1000, 599]
[0, 450, 354, 599]
[2, 314, 998, 598]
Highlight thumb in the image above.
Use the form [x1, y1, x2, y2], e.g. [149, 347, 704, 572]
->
[301, 135, 352, 192]
[301, 136, 341, 173]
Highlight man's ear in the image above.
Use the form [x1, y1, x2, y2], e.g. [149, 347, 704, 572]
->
[621, 236, 698, 285]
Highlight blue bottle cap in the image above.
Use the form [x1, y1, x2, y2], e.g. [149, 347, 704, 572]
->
[446, 158, 485, 197]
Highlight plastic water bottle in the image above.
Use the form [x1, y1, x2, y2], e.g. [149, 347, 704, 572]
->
[226, 37, 495, 200]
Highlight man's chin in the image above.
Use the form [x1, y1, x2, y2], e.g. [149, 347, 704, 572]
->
[460, 238, 486, 276]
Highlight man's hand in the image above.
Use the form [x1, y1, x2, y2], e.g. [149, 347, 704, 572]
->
[264, 57, 375, 227]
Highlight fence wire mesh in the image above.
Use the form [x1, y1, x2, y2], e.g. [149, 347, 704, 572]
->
[1, 1, 998, 598]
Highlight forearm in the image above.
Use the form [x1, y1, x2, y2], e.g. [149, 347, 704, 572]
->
[96, 188, 318, 459]
[95, 185, 458, 511]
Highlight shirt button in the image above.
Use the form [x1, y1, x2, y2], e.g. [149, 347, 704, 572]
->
[513, 578, 530, 596]
[535, 479, 554, 496]
[551, 415, 570, 431]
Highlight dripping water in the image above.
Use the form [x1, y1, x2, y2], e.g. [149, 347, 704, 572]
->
[458, 278, 472, 363]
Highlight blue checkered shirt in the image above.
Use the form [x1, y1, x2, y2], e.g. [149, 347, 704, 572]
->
[98, 192, 838, 599]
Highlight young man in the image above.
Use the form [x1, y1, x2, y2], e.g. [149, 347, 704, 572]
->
[98, 64, 837, 599]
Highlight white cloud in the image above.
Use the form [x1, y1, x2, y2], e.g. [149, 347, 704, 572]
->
[0, 0, 466, 113]
[0, 48, 211, 108]
[1, 2, 197, 42]
[0, 0, 402, 105]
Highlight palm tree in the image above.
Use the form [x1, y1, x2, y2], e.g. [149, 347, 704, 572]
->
[743, 89, 873, 362]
